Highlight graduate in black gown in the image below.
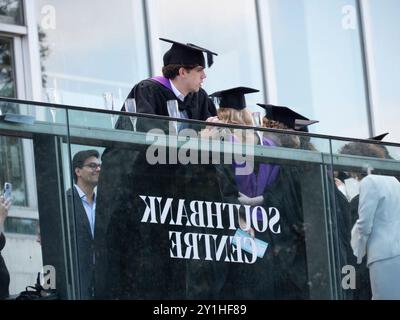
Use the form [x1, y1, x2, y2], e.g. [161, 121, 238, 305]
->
[258, 104, 318, 299]
[94, 38, 218, 299]
[200, 88, 281, 299]
[117, 38, 217, 133]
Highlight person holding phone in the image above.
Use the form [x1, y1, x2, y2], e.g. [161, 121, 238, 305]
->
[1, 184, 12, 299]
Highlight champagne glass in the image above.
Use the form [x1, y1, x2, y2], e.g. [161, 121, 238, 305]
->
[212, 96, 221, 110]
[45, 88, 60, 123]
[252, 111, 263, 144]
[103, 92, 115, 128]
[124, 98, 137, 131]
[252, 112, 262, 127]
[166, 99, 180, 134]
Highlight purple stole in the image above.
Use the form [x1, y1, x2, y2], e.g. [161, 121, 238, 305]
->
[150, 76, 173, 91]
[231, 136, 280, 220]
[150, 76, 190, 121]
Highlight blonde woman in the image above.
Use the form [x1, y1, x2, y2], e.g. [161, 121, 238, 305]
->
[207, 87, 279, 299]
[207, 87, 281, 210]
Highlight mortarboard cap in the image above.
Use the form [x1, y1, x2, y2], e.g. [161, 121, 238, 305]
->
[368, 132, 389, 141]
[294, 119, 319, 131]
[160, 38, 218, 68]
[210, 87, 259, 110]
[257, 104, 318, 130]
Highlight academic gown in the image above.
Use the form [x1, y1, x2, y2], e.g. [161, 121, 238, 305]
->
[181, 137, 280, 299]
[182, 163, 230, 299]
[261, 164, 353, 300]
[118, 77, 216, 133]
[0, 233, 10, 299]
[94, 77, 216, 299]
[331, 180, 353, 300]
[219, 136, 280, 299]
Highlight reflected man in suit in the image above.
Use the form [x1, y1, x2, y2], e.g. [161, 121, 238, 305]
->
[68, 149, 101, 299]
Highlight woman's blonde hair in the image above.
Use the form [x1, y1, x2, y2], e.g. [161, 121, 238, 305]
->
[217, 107, 253, 126]
[215, 107, 257, 144]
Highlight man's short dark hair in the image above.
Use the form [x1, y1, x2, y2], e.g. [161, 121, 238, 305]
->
[72, 149, 100, 183]
[339, 142, 387, 178]
[339, 142, 386, 159]
[162, 64, 199, 79]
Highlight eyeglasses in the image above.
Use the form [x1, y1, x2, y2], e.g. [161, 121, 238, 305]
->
[82, 163, 101, 170]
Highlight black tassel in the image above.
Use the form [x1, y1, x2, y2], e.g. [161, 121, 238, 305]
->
[207, 52, 213, 67]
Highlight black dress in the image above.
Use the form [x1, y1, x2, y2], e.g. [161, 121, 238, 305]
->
[263, 166, 309, 299]
[0, 232, 10, 299]
[94, 78, 216, 299]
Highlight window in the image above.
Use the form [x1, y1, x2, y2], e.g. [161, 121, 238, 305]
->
[0, 36, 16, 97]
[0, 36, 27, 206]
[258, 0, 369, 138]
[4, 217, 38, 235]
[36, 0, 149, 109]
[146, 0, 265, 110]
[0, 0, 24, 25]
[361, 0, 400, 143]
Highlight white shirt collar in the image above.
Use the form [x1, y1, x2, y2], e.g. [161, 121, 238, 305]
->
[74, 184, 96, 200]
[74, 184, 86, 199]
[169, 80, 185, 102]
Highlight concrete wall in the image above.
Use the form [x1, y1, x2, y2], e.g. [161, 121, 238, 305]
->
[2, 233, 43, 295]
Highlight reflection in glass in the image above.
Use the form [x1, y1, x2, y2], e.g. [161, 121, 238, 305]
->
[362, 0, 400, 143]
[44, 88, 61, 123]
[258, 0, 369, 138]
[0, 135, 27, 206]
[4, 217, 38, 235]
[36, 0, 148, 108]
[0, 38, 27, 207]
[0, 0, 24, 25]
[147, 0, 264, 111]
[0, 37, 16, 100]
